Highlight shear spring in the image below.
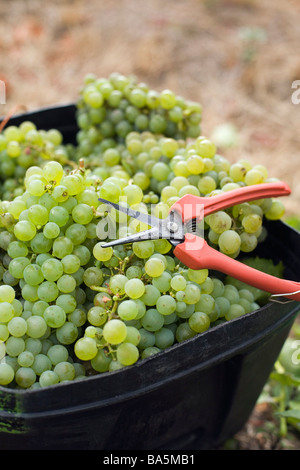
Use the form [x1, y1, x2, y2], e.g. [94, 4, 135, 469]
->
[185, 219, 201, 236]
[270, 289, 300, 304]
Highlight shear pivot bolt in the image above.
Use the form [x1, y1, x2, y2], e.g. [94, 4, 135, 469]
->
[167, 221, 178, 233]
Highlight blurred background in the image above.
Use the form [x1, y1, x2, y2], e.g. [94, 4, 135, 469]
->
[0, 0, 299, 213]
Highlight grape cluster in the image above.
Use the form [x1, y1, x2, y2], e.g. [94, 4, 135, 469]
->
[0, 121, 69, 201]
[75, 72, 202, 160]
[0, 73, 286, 389]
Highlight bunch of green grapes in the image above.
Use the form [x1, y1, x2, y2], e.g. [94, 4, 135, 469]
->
[0, 73, 287, 389]
[0, 121, 70, 201]
[90, 129, 284, 259]
[74, 72, 202, 161]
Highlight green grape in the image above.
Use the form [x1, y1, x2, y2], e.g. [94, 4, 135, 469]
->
[41, 258, 63, 282]
[265, 200, 285, 220]
[8, 256, 30, 278]
[144, 257, 165, 278]
[132, 240, 154, 259]
[39, 370, 60, 387]
[225, 304, 246, 321]
[116, 342, 139, 366]
[175, 322, 196, 342]
[32, 300, 48, 316]
[155, 327, 174, 349]
[83, 267, 104, 287]
[25, 338, 42, 355]
[37, 281, 59, 303]
[109, 274, 128, 295]
[125, 265, 143, 280]
[87, 306, 107, 326]
[223, 284, 240, 304]
[26, 315, 48, 339]
[53, 362, 76, 382]
[218, 230, 241, 255]
[93, 243, 113, 262]
[239, 289, 255, 303]
[14, 220, 37, 241]
[188, 311, 210, 333]
[187, 268, 208, 284]
[44, 305, 66, 328]
[245, 169, 264, 185]
[0, 284, 15, 303]
[5, 336, 25, 357]
[156, 295, 176, 315]
[240, 232, 258, 252]
[15, 367, 37, 388]
[65, 223, 87, 245]
[7, 241, 28, 259]
[32, 353, 52, 376]
[0, 324, 9, 341]
[102, 319, 127, 344]
[30, 233, 53, 254]
[151, 162, 170, 182]
[28, 204, 49, 227]
[0, 362, 15, 385]
[152, 271, 171, 293]
[90, 349, 112, 372]
[140, 284, 161, 306]
[124, 278, 145, 299]
[229, 163, 247, 182]
[122, 184, 143, 206]
[23, 263, 44, 286]
[215, 296, 231, 317]
[17, 351, 35, 367]
[57, 274, 77, 293]
[140, 308, 164, 332]
[124, 326, 141, 346]
[208, 211, 232, 234]
[43, 222, 60, 239]
[184, 284, 201, 304]
[56, 294, 77, 314]
[47, 344, 69, 365]
[49, 206, 69, 227]
[61, 254, 81, 274]
[241, 214, 262, 233]
[43, 161, 64, 183]
[8, 317, 28, 337]
[56, 321, 78, 345]
[72, 204, 94, 225]
[118, 300, 139, 321]
[170, 274, 187, 292]
[195, 294, 215, 315]
[52, 237, 74, 259]
[0, 302, 15, 322]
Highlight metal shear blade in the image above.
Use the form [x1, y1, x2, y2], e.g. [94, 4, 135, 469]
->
[98, 198, 185, 247]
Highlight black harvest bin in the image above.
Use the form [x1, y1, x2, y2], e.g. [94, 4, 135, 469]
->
[0, 105, 299, 450]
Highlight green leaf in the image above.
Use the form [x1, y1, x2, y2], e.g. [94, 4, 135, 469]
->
[276, 409, 300, 421]
[269, 371, 300, 387]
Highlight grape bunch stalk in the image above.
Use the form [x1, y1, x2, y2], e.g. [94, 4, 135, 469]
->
[0, 72, 286, 389]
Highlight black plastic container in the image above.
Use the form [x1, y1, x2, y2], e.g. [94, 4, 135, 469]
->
[0, 105, 299, 450]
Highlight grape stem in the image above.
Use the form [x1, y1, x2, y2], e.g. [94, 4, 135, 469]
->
[90, 285, 110, 293]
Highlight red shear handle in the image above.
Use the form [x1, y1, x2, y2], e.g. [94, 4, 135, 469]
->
[171, 182, 291, 221]
[174, 233, 300, 301]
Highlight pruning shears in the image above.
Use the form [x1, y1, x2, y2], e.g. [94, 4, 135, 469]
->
[99, 181, 300, 302]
